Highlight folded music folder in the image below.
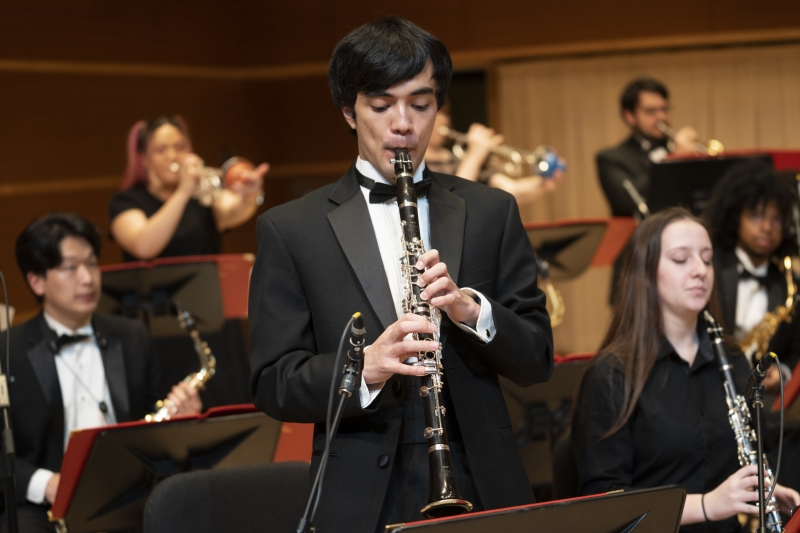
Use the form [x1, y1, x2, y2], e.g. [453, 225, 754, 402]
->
[385, 485, 686, 533]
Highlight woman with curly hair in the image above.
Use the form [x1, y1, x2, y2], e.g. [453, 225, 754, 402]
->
[703, 160, 799, 386]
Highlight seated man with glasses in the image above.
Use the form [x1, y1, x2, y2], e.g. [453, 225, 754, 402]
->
[0, 212, 201, 532]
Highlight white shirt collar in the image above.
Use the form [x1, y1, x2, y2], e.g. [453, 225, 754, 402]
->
[735, 246, 769, 277]
[355, 156, 426, 186]
[43, 312, 93, 338]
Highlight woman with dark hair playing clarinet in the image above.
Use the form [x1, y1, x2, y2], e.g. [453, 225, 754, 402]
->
[572, 207, 799, 532]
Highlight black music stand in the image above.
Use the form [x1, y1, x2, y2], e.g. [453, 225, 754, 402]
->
[500, 355, 593, 490]
[49, 406, 281, 533]
[98, 262, 225, 338]
[648, 154, 773, 215]
[385, 485, 686, 533]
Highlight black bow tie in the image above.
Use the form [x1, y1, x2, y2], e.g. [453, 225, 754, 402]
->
[739, 269, 768, 286]
[55, 334, 91, 351]
[356, 171, 432, 204]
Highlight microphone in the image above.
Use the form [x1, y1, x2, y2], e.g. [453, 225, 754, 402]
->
[348, 312, 366, 363]
[338, 312, 366, 396]
[746, 352, 777, 398]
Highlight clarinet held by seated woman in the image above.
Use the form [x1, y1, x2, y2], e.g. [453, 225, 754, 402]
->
[703, 310, 782, 533]
[392, 148, 472, 518]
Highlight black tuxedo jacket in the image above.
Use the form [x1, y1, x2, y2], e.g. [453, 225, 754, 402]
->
[0, 312, 162, 506]
[596, 135, 652, 217]
[249, 164, 554, 533]
[715, 249, 800, 371]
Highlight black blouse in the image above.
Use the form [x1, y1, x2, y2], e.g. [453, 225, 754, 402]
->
[109, 185, 221, 262]
[572, 323, 751, 533]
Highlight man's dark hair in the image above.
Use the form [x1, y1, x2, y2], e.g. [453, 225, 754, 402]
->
[16, 212, 103, 281]
[704, 160, 798, 256]
[328, 16, 452, 116]
[620, 78, 669, 113]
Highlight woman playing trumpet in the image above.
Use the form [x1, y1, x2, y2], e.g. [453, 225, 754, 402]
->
[572, 207, 799, 532]
[110, 116, 269, 261]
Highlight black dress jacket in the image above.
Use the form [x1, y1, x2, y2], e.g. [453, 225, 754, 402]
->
[596, 135, 653, 217]
[0, 312, 162, 506]
[249, 164, 554, 533]
[715, 248, 800, 371]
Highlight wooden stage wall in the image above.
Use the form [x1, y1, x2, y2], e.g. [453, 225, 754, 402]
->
[1, 1, 799, 339]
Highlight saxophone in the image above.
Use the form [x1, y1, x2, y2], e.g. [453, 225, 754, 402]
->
[144, 301, 216, 422]
[704, 311, 782, 532]
[391, 148, 472, 518]
[739, 256, 797, 362]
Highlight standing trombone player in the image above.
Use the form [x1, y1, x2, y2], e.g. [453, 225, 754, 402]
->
[249, 17, 553, 533]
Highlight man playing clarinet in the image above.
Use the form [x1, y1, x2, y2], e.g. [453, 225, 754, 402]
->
[249, 17, 553, 533]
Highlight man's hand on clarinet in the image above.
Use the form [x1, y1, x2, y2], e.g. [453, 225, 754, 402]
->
[362, 314, 436, 387]
[416, 249, 481, 327]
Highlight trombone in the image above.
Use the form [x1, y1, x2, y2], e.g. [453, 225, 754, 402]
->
[656, 121, 724, 156]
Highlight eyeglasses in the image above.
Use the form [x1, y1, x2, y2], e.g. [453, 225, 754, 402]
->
[55, 259, 100, 276]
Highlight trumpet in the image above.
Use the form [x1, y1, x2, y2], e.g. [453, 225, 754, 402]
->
[169, 157, 260, 207]
[656, 121, 724, 156]
[438, 126, 565, 179]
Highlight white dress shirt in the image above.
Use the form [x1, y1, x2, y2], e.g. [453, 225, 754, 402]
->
[354, 157, 496, 407]
[734, 246, 770, 357]
[27, 314, 116, 505]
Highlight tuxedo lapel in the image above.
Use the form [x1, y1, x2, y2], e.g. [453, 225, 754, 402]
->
[27, 314, 65, 444]
[717, 252, 739, 331]
[427, 173, 466, 285]
[27, 315, 61, 408]
[328, 167, 397, 331]
[94, 317, 131, 422]
[766, 265, 787, 312]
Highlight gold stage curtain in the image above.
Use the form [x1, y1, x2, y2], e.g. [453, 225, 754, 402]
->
[494, 42, 800, 354]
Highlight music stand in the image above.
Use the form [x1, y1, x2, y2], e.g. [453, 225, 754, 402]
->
[385, 485, 686, 533]
[524, 218, 635, 281]
[648, 153, 773, 215]
[500, 354, 594, 489]
[98, 254, 253, 338]
[48, 405, 281, 533]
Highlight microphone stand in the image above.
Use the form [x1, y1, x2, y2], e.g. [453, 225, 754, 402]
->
[751, 378, 768, 533]
[0, 271, 18, 533]
[621, 179, 650, 220]
[295, 313, 365, 533]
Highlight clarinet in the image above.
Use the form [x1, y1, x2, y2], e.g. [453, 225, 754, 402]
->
[703, 311, 782, 532]
[391, 149, 472, 518]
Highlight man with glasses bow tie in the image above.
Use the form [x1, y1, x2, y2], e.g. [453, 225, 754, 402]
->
[0, 212, 201, 532]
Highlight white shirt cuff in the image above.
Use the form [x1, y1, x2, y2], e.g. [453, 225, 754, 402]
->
[359, 345, 385, 408]
[453, 288, 496, 343]
[27, 468, 55, 505]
